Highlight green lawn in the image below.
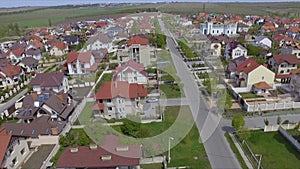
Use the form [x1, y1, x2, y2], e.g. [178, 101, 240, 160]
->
[23, 145, 55, 169]
[240, 92, 264, 99]
[160, 84, 183, 98]
[141, 163, 163, 169]
[224, 132, 248, 169]
[239, 130, 300, 169]
[94, 72, 113, 92]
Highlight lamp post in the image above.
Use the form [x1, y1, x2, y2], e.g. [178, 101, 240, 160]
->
[168, 136, 174, 163]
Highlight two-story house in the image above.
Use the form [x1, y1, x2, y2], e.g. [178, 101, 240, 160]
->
[224, 41, 247, 60]
[117, 34, 154, 67]
[49, 42, 69, 56]
[16, 91, 74, 123]
[86, 33, 112, 52]
[7, 48, 25, 63]
[290, 68, 300, 101]
[65, 51, 98, 75]
[0, 63, 24, 89]
[17, 57, 39, 74]
[29, 72, 69, 93]
[93, 81, 147, 119]
[200, 22, 238, 36]
[0, 128, 30, 169]
[254, 36, 272, 48]
[268, 54, 300, 83]
[235, 58, 275, 89]
[281, 46, 300, 59]
[113, 60, 148, 84]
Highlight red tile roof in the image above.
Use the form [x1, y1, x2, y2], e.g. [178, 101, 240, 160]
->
[236, 58, 260, 74]
[0, 127, 11, 166]
[0, 63, 22, 78]
[50, 41, 68, 50]
[253, 81, 272, 89]
[11, 48, 25, 57]
[127, 35, 148, 46]
[95, 81, 147, 100]
[273, 54, 300, 65]
[275, 74, 292, 79]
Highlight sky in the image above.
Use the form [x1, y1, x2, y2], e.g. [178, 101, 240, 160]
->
[0, 0, 299, 8]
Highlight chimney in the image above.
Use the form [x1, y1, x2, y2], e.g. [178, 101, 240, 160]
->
[70, 147, 78, 153]
[89, 143, 97, 150]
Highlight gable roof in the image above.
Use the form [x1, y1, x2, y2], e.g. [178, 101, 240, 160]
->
[30, 72, 64, 87]
[87, 33, 112, 44]
[95, 81, 147, 100]
[57, 140, 139, 168]
[236, 58, 260, 74]
[273, 54, 300, 65]
[227, 55, 247, 73]
[0, 128, 12, 166]
[50, 41, 68, 50]
[21, 57, 38, 67]
[3, 116, 66, 138]
[0, 63, 22, 78]
[113, 60, 147, 78]
[127, 34, 149, 46]
[11, 48, 25, 57]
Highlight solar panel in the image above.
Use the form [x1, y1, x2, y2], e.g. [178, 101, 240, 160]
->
[44, 93, 49, 99]
[38, 95, 44, 102]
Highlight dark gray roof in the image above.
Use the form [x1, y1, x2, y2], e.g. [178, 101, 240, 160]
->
[30, 72, 64, 87]
[226, 55, 247, 73]
[21, 57, 38, 67]
[3, 116, 66, 138]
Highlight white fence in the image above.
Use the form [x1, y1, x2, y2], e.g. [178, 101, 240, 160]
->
[279, 126, 300, 152]
[264, 124, 297, 132]
[245, 101, 300, 112]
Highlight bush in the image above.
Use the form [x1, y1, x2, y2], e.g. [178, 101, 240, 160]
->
[109, 63, 119, 70]
[178, 41, 196, 58]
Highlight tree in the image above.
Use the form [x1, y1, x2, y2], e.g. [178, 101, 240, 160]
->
[120, 119, 140, 137]
[232, 114, 245, 130]
[277, 116, 282, 125]
[264, 118, 269, 126]
[48, 19, 52, 27]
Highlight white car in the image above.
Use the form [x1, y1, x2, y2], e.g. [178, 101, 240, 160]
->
[146, 98, 159, 103]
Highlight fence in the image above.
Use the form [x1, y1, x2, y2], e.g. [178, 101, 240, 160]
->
[264, 124, 297, 132]
[245, 101, 300, 112]
[233, 134, 264, 169]
[278, 127, 300, 152]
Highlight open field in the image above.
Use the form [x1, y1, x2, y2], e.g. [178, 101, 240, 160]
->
[240, 130, 300, 169]
[158, 2, 300, 17]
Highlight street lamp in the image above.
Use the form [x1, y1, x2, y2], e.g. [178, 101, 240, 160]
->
[255, 154, 262, 169]
[168, 136, 174, 164]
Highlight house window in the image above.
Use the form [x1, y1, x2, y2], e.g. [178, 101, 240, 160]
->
[20, 148, 25, 155]
[287, 69, 290, 73]
[11, 157, 17, 167]
[281, 64, 285, 67]
[262, 76, 264, 80]
[119, 100, 121, 104]
[280, 70, 284, 74]
[107, 99, 111, 103]
[108, 107, 112, 111]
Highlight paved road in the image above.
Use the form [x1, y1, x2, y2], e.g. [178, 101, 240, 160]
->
[159, 18, 241, 169]
[0, 88, 27, 114]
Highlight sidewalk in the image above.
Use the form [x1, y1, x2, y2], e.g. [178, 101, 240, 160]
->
[229, 133, 253, 169]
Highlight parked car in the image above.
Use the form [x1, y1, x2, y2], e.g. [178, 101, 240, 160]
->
[146, 98, 159, 103]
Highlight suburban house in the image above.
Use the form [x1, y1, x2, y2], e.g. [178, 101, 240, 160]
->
[117, 34, 155, 67]
[63, 35, 80, 45]
[17, 57, 39, 74]
[224, 41, 247, 60]
[16, 91, 74, 123]
[0, 127, 30, 169]
[207, 34, 234, 56]
[2, 116, 66, 138]
[235, 58, 275, 89]
[56, 134, 140, 169]
[200, 22, 238, 36]
[64, 51, 98, 75]
[254, 36, 272, 48]
[290, 68, 300, 101]
[268, 54, 300, 83]
[93, 81, 147, 119]
[24, 48, 42, 60]
[237, 22, 250, 33]
[30, 72, 69, 93]
[86, 33, 112, 52]
[113, 60, 148, 84]
[0, 63, 24, 89]
[281, 46, 300, 59]
[226, 55, 247, 78]
[7, 48, 25, 63]
[49, 42, 69, 56]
